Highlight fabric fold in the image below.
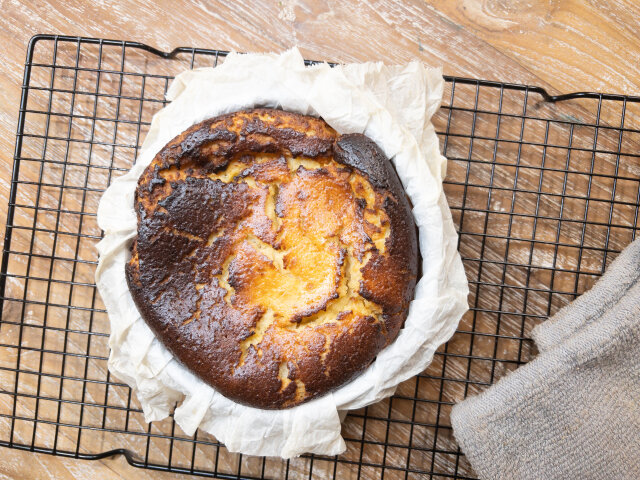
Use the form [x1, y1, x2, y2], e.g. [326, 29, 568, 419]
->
[451, 238, 640, 480]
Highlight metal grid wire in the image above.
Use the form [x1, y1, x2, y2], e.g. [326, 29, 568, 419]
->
[0, 34, 639, 479]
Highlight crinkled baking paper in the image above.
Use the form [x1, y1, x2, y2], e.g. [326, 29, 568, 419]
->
[95, 48, 469, 458]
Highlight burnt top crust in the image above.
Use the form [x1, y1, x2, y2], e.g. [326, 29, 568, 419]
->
[126, 108, 418, 409]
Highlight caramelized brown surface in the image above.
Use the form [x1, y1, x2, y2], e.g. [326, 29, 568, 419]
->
[126, 109, 418, 408]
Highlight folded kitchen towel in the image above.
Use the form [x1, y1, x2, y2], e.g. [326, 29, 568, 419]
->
[450, 238, 640, 480]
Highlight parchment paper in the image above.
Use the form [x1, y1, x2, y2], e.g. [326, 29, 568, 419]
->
[95, 48, 469, 458]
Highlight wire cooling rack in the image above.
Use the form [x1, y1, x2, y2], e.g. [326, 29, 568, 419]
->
[1, 34, 639, 479]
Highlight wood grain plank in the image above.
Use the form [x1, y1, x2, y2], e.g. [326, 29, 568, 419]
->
[424, 0, 640, 95]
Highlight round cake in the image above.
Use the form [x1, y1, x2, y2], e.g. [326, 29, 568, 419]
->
[126, 108, 418, 409]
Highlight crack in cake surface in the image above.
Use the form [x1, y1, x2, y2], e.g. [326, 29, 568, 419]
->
[195, 159, 390, 373]
[238, 308, 276, 368]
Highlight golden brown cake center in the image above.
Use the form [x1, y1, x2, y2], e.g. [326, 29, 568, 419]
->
[126, 109, 418, 409]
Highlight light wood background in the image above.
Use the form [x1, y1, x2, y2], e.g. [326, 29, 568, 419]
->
[0, 1, 639, 479]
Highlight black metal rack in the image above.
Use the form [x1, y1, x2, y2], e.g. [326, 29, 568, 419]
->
[0, 34, 638, 479]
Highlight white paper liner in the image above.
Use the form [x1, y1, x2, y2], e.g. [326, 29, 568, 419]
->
[95, 48, 468, 458]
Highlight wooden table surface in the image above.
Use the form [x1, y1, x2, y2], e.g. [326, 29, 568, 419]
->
[1, 1, 639, 479]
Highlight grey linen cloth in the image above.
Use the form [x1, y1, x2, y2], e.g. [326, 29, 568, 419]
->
[451, 238, 640, 480]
